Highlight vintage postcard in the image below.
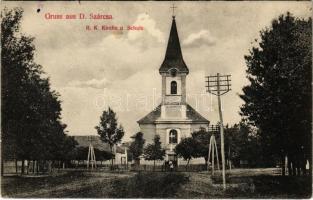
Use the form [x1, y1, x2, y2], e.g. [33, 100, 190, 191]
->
[1, 1, 312, 198]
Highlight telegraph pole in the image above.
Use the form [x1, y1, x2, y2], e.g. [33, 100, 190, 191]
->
[206, 73, 231, 190]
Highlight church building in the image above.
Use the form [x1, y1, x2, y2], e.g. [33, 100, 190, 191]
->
[137, 15, 210, 165]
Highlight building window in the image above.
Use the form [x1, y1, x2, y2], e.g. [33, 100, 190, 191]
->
[171, 81, 177, 94]
[169, 129, 178, 144]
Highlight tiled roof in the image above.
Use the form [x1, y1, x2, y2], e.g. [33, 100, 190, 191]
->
[73, 136, 129, 154]
[186, 104, 209, 123]
[115, 146, 126, 154]
[159, 17, 189, 74]
[73, 135, 111, 151]
[137, 105, 162, 124]
[137, 104, 209, 124]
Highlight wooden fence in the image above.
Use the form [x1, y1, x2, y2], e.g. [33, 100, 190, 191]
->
[3, 160, 207, 174]
[130, 164, 207, 172]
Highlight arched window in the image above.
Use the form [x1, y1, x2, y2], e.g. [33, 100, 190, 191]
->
[171, 81, 177, 94]
[169, 129, 178, 144]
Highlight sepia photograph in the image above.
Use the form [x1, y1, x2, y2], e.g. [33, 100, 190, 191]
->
[1, 1, 312, 198]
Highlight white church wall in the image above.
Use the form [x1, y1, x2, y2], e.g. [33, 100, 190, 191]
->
[138, 158, 206, 166]
[179, 157, 206, 165]
[139, 124, 156, 144]
[138, 122, 209, 166]
[165, 76, 181, 95]
[155, 127, 167, 148]
[161, 105, 187, 119]
[190, 124, 209, 133]
[180, 126, 192, 138]
[164, 96, 182, 104]
[139, 159, 164, 165]
[115, 152, 127, 165]
[156, 123, 191, 147]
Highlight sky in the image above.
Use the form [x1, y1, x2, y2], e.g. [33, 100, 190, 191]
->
[4, 1, 311, 141]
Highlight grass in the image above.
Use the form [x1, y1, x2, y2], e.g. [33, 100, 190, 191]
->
[229, 175, 312, 198]
[211, 170, 312, 199]
[109, 172, 189, 198]
[1, 168, 312, 198]
[1, 171, 134, 198]
[1, 171, 87, 197]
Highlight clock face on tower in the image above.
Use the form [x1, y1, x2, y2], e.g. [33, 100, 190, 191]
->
[170, 68, 177, 77]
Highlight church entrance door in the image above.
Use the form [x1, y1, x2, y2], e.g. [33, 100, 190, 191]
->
[168, 154, 178, 169]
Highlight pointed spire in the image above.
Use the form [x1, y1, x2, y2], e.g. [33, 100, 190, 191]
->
[159, 17, 189, 74]
[165, 17, 182, 60]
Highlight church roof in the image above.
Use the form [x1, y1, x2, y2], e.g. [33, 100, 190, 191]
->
[137, 104, 209, 124]
[73, 136, 128, 154]
[73, 135, 111, 151]
[159, 17, 189, 74]
[138, 105, 162, 124]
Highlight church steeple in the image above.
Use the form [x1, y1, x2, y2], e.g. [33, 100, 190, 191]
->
[137, 9, 210, 161]
[159, 17, 189, 74]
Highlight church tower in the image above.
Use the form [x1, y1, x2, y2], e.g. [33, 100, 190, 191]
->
[138, 14, 209, 165]
[159, 16, 188, 120]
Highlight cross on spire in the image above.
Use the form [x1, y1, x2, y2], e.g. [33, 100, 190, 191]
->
[170, 3, 177, 17]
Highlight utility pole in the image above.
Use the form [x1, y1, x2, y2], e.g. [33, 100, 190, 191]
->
[206, 73, 231, 190]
